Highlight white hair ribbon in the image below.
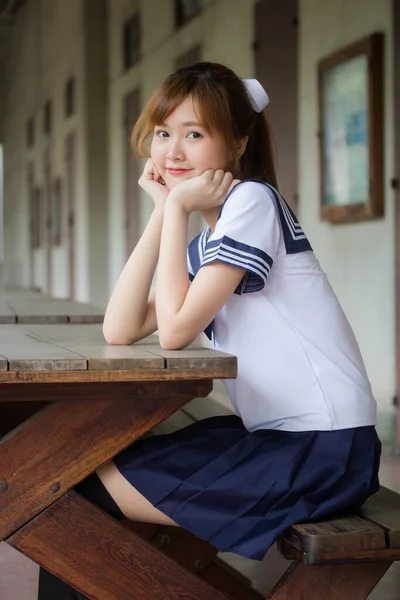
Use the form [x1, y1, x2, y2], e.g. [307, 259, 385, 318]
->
[242, 79, 270, 112]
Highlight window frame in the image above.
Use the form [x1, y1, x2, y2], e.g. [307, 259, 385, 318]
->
[65, 77, 76, 118]
[44, 100, 52, 136]
[26, 118, 35, 148]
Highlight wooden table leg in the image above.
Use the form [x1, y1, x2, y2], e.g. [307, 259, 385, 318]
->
[8, 491, 232, 600]
[265, 561, 392, 600]
[0, 379, 212, 541]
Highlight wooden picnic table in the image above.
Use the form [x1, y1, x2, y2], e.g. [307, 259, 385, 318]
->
[0, 322, 250, 600]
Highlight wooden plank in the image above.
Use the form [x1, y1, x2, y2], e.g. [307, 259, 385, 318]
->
[0, 362, 236, 383]
[18, 327, 236, 373]
[0, 314, 16, 324]
[23, 323, 106, 345]
[0, 300, 16, 324]
[0, 379, 212, 540]
[8, 492, 231, 600]
[144, 344, 237, 373]
[0, 380, 209, 403]
[151, 525, 218, 572]
[52, 344, 165, 370]
[10, 300, 69, 323]
[23, 325, 165, 369]
[0, 325, 45, 343]
[134, 333, 163, 345]
[54, 300, 104, 323]
[285, 514, 387, 564]
[0, 353, 8, 371]
[361, 486, 400, 548]
[265, 561, 391, 600]
[278, 536, 400, 564]
[0, 342, 87, 371]
[7, 299, 103, 324]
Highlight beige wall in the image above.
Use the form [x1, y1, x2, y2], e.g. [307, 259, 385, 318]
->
[299, 0, 396, 442]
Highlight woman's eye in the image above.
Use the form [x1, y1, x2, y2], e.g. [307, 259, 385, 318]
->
[188, 131, 202, 139]
[156, 130, 168, 138]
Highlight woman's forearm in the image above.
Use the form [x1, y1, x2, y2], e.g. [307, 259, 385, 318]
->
[103, 208, 164, 344]
[156, 199, 190, 347]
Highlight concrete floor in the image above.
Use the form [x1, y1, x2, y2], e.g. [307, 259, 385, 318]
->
[0, 455, 399, 599]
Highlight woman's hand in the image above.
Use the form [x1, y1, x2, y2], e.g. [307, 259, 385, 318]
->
[168, 169, 240, 214]
[138, 159, 170, 210]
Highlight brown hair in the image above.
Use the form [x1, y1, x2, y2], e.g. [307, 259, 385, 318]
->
[131, 62, 278, 188]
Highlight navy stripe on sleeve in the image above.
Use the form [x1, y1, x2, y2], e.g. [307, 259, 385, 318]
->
[202, 236, 273, 282]
[201, 235, 273, 293]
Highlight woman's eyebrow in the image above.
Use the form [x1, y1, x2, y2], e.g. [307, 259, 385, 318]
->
[156, 120, 204, 128]
[182, 121, 203, 127]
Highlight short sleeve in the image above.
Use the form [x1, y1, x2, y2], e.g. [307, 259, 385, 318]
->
[201, 181, 281, 293]
[187, 249, 194, 282]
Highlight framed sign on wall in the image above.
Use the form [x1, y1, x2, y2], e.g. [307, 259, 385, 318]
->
[318, 33, 384, 223]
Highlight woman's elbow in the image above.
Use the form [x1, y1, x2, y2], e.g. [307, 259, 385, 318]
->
[102, 324, 134, 346]
[158, 327, 192, 350]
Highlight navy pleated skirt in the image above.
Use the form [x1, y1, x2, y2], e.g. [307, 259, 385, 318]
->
[113, 415, 381, 560]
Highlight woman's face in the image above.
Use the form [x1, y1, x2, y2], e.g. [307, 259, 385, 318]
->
[150, 96, 232, 189]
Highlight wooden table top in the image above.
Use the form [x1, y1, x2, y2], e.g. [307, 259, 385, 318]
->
[0, 289, 104, 324]
[0, 324, 237, 384]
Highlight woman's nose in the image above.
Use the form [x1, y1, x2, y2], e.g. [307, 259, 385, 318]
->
[166, 139, 185, 161]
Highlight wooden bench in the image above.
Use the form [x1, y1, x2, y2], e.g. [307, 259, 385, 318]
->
[119, 486, 399, 600]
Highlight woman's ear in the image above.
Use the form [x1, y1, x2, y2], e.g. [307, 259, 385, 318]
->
[237, 136, 249, 159]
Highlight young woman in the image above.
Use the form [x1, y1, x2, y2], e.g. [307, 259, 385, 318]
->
[38, 62, 381, 599]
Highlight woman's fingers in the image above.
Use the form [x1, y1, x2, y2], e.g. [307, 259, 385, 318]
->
[142, 159, 160, 182]
[212, 169, 226, 186]
[220, 171, 233, 191]
[204, 169, 232, 191]
[202, 169, 215, 182]
[227, 178, 241, 194]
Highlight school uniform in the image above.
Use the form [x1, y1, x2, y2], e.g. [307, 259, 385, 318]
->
[114, 180, 381, 560]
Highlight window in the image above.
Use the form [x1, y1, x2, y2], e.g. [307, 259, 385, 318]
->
[44, 101, 52, 135]
[175, 0, 202, 27]
[26, 118, 35, 148]
[65, 77, 76, 117]
[123, 13, 141, 70]
[51, 178, 62, 246]
[31, 187, 42, 250]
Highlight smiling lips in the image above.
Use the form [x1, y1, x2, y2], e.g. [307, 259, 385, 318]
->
[167, 168, 191, 176]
